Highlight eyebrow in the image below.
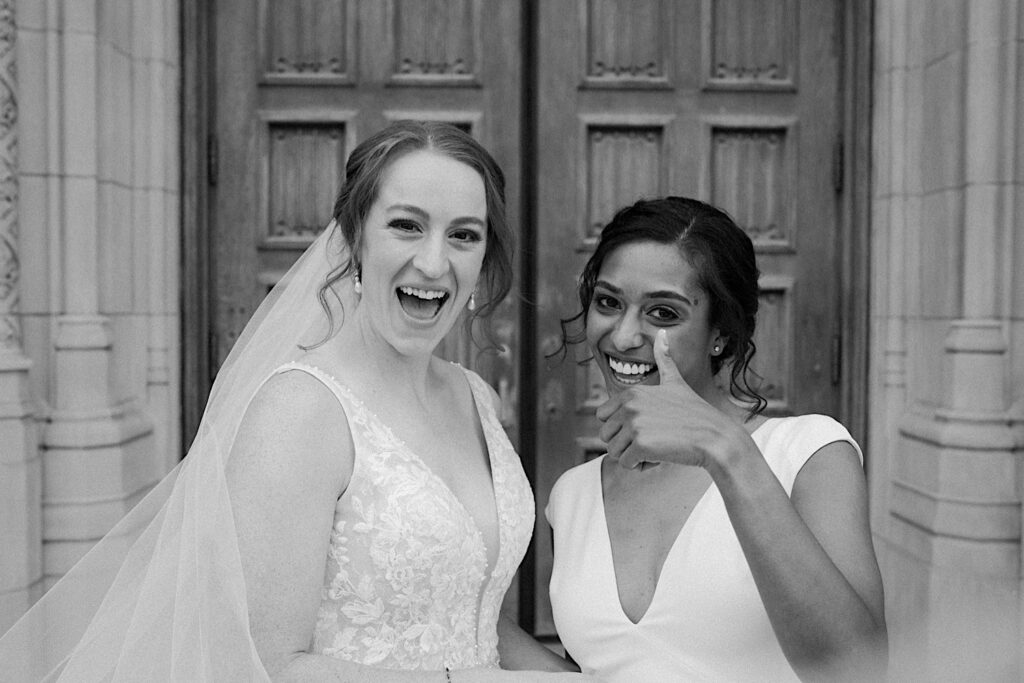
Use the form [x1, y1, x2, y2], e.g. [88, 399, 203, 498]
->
[594, 279, 695, 306]
[386, 204, 486, 228]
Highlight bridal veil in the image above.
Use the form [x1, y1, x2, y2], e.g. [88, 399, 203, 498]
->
[0, 223, 354, 682]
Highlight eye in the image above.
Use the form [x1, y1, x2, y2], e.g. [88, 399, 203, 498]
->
[388, 218, 421, 233]
[647, 305, 681, 323]
[449, 227, 483, 243]
[591, 293, 621, 312]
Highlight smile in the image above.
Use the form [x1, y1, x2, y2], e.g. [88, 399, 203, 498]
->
[396, 285, 450, 320]
[606, 354, 655, 385]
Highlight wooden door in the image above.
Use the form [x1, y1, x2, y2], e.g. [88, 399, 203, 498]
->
[202, 0, 853, 641]
[211, 0, 523, 424]
[531, 0, 843, 635]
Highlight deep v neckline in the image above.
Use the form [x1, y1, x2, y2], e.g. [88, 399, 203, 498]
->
[289, 361, 503, 575]
[598, 457, 713, 626]
[597, 419, 772, 626]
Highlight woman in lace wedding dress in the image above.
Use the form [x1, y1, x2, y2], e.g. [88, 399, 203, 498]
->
[0, 122, 592, 682]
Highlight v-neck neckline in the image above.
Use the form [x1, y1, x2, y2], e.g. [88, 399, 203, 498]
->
[596, 418, 774, 626]
[288, 361, 503, 577]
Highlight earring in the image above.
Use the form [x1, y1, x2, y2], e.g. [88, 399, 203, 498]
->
[713, 344, 721, 355]
[467, 292, 476, 311]
[353, 268, 362, 295]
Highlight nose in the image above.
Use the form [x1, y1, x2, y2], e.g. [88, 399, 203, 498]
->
[412, 232, 451, 279]
[609, 310, 645, 351]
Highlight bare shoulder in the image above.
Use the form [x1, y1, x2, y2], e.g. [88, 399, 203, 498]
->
[228, 369, 354, 495]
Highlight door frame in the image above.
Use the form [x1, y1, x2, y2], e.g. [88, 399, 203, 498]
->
[181, 0, 214, 447]
[180, 0, 874, 626]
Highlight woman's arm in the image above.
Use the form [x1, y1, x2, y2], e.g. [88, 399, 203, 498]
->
[497, 611, 579, 672]
[710, 438, 887, 681]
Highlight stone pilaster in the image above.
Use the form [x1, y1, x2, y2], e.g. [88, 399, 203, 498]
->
[40, 1, 155, 584]
[0, 0, 41, 633]
[876, 1, 1023, 679]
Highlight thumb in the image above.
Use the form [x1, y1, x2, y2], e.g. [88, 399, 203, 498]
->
[653, 329, 684, 384]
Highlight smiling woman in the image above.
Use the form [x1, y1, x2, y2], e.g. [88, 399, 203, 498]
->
[547, 197, 887, 682]
[0, 122, 595, 683]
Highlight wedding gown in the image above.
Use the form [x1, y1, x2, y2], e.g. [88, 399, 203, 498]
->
[279, 361, 535, 670]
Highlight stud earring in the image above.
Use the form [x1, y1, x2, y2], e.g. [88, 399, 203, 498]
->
[713, 344, 721, 354]
[352, 268, 362, 295]
[467, 292, 476, 311]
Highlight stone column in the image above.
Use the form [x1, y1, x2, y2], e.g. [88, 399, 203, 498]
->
[882, 1, 1023, 679]
[41, 1, 155, 584]
[0, 0, 41, 632]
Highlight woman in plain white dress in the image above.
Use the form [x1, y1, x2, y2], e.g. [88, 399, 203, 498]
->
[547, 197, 887, 681]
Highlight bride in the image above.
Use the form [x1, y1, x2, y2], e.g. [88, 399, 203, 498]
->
[0, 121, 592, 682]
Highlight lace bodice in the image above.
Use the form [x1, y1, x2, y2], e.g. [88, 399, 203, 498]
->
[275, 362, 535, 671]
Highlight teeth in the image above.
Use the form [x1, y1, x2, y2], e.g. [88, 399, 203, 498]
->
[399, 286, 446, 300]
[608, 357, 653, 376]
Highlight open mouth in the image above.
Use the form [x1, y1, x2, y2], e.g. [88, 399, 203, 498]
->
[606, 354, 656, 385]
[396, 286, 450, 320]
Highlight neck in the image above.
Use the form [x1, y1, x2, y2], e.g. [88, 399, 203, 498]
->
[327, 307, 438, 399]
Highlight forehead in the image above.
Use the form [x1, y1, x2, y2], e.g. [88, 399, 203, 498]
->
[377, 149, 486, 212]
[598, 241, 700, 296]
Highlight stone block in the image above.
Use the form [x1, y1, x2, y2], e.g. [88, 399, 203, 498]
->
[923, 0, 967, 65]
[98, 48, 133, 187]
[98, 182, 134, 315]
[20, 314, 52, 402]
[63, 177, 100, 313]
[918, 190, 961, 319]
[16, 175, 51, 315]
[920, 54, 965, 193]
[98, 0, 133, 55]
[130, 0, 153, 59]
[906, 318, 946, 406]
[15, 0, 47, 31]
[15, 28, 49, 176]
[64, 1, 97, 36]
[62, 33, 99, 177]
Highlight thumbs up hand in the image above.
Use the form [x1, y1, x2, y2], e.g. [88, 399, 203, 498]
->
[596, 330, 747, 472]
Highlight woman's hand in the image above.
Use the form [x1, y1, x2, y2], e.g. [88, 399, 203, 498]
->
[596, 329, 751, 472]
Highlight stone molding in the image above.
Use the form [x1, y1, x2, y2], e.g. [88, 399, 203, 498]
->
[0, 0, 18, 351]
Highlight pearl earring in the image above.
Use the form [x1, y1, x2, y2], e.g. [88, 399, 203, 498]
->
[467, 292, 476, 311]
[353, 269, 362, 295]
[713, 344, 720, 354]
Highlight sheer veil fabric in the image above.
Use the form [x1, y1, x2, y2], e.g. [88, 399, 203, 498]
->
[0, 224, 355, 682]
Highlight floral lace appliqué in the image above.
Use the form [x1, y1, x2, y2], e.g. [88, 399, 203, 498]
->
[279, 363, 535, 671]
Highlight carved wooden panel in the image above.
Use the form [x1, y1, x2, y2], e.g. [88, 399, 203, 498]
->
[581, 0, 670, 88]
[705, 120, 796, 250]
[581, 121, 668, 248]
[256, 111, 356, 289]
[388, 0, 481, 86]
[702, 0, 797, 90]
[260, 0, 356, 84]
[751, 277, 793, 413]
[267, 124, 346, 241]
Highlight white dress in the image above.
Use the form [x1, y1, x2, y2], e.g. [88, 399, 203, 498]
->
[277, 362, 535, 671]
[546, 415, 862, 682]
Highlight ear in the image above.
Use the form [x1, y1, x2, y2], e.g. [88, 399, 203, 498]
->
[710, 332, 728, 357]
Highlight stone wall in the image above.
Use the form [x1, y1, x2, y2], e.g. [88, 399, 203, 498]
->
[869, 0, 1024, 679]
[0, 0, 180, 631]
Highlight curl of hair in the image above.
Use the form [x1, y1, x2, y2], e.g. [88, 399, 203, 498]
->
[309, 120, 514, 349]
[557, 196, 766, 416]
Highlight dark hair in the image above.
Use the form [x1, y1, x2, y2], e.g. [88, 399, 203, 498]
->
[313, 120, 513, 341]
[561, 196, 766, 414]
